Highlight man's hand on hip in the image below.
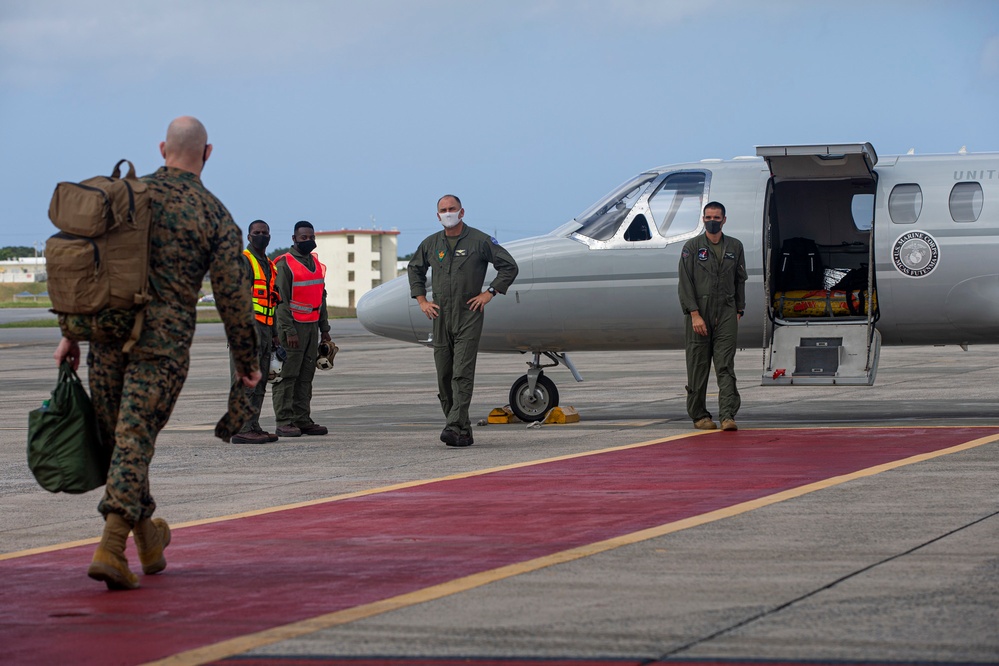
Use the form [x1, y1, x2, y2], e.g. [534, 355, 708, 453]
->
[467, 291, 494, 312]
[417, 297, 440, 320]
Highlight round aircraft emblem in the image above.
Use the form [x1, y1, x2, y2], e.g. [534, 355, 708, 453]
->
[892, 231, 939, 278]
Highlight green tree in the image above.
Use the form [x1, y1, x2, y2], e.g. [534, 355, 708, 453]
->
[268, 247, 290, 260]
[0, 246, 37, 260]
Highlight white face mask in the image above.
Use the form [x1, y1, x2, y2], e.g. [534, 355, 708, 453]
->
[439, 211, 461, 228]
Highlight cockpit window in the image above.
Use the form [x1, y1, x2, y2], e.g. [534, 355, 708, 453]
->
[574, 173, 657, 241]
[647, 172, 705, 237]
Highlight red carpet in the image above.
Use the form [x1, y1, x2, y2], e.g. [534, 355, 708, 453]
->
[1, 427, 995, 665]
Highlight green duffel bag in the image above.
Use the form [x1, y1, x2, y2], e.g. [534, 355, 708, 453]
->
[27, 362, 111, 494]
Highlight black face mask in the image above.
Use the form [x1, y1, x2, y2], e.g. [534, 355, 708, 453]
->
[295, 240, 317, 254]
[249, 234, 270, 251]
[705, 221, 723, 234]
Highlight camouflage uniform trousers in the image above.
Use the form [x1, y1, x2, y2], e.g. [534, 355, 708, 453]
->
[89, 340, 188, 525]
[228, 320, 272, 434]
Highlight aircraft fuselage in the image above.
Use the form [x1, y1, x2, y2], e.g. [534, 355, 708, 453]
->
[359, 147, 999, 354]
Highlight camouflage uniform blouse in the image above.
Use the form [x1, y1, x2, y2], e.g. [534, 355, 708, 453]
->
[137, 167, 257, 373]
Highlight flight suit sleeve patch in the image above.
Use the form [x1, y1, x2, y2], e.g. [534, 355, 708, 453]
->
[681, 248, 690, 259]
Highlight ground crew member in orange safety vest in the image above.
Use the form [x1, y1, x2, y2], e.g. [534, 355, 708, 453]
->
[229, 219, 280, 443]
[271, 220, 332, 437]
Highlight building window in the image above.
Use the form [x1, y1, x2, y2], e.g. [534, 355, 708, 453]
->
[348, 271, 355, 282]
[949, 182, 984, 223]
[371, 236, 380, 252]
[372, 279, 381, 289]
[888, 184, 922, 224]
[347, 252, 354, 263]
[371, 260, 380, 271]
[347, 235, 354, 244]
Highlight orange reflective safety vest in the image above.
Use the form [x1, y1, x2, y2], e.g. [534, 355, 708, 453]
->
[243, 249, 278, 326]
[276, 252, 327, 323]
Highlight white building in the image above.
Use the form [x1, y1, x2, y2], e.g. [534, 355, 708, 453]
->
[314, 229, 399, 308]
[0, 257, 47, 283]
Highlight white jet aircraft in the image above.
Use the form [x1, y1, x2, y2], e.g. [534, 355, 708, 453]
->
[358, 143, 999, 422]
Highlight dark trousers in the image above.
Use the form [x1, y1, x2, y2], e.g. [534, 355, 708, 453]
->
[229, 321, 272, 433]
[684, 310, 740, 422]
[271, 320, 318, 427]
[433, 308, 484, 434]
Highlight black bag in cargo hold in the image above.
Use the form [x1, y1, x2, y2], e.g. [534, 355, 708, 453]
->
[45, 159, 153, 351]
[777, 237, 823, 291]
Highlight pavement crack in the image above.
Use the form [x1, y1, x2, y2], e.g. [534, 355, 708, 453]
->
[657, 507, 999, 659]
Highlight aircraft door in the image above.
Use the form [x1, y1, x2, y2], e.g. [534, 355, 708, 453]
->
[757, 143, 882, 385]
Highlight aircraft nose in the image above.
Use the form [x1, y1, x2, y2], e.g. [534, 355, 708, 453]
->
[356, 276, 418, 343]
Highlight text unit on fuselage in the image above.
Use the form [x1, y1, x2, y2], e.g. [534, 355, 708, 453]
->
[357, 143, 999, 420]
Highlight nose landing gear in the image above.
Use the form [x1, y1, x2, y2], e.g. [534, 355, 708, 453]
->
[506, 351, 580, 423]
[509, 372, 559, 423]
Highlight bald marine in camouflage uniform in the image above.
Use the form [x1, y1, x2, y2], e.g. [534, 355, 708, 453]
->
[54, 116, 260, 590]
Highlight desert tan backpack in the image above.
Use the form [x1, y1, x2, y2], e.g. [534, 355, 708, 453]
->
[46, 159, 153, 351]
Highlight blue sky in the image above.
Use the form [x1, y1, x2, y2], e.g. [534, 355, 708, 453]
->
[1, 0, 997, 256]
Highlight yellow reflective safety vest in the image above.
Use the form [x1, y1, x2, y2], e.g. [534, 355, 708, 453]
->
[243, 249, 278, 326]
[275, 252, 327, 323]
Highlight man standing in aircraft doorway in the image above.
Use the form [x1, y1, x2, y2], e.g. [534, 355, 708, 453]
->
[271, 221, 332, 438]
[678, 201, 747, 431]
[409, 194, 519, 447]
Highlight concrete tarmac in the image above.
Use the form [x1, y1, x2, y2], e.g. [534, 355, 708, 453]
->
[1, 321, 998, 663]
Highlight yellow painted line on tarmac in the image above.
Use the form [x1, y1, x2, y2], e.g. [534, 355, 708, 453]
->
[142, 429, 999, 666]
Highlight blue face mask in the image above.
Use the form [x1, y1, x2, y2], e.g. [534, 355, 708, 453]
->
[705, 220, 723, 234]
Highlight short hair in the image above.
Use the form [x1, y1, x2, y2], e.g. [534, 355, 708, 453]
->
[164, 116, 208, 157]
[703, 201, 726, 216]
[437, 194, 462, 210]
[248, 219, 269, 233]
[294, 220, 314, 234]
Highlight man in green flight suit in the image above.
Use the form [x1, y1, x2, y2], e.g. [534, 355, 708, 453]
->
[408, 194, 519, 447]
[677, 201, 747, 432]
[271, 220, 332, 438]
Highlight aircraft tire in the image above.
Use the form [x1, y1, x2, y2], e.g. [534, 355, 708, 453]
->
[508, 373, 559, 424]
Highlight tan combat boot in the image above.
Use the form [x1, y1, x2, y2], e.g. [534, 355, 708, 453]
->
[87, 513, 139, 590]
[133, 517, 172, 575]
[694, 417, 717, 430]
